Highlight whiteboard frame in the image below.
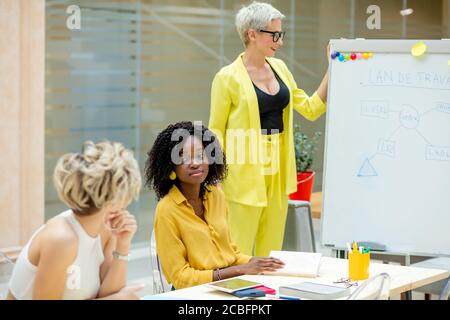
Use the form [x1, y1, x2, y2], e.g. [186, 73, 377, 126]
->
[320, 39, 450, 256]
[330, 39, 450, 53]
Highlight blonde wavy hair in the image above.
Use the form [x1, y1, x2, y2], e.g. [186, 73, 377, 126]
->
[53, 141, 142, 215]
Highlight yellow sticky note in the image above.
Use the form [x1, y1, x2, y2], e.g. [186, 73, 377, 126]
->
[411, 42, 427, 57]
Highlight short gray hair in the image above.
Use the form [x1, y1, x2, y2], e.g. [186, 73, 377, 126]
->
[235, 1, 285, 47]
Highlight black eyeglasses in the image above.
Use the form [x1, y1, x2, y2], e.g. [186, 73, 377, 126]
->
[258, 30, 286, 42]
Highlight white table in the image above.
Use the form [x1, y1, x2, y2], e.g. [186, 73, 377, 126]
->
[144, 257, 449, 300]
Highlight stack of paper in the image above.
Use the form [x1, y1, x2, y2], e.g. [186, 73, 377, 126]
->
[263, 251, 322, 277]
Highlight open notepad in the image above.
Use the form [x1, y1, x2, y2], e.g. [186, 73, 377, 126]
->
[263, 251, 322, 277]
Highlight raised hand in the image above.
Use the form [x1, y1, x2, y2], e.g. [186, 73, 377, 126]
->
[107, 210, 137, 251]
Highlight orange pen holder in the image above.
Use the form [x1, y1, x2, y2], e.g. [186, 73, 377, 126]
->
[348, 251, 370, 281]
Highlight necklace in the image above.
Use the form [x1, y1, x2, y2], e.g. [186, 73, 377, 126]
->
[188, 199, 204, 217]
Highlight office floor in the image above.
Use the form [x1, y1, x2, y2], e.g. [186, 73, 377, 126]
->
[0, 218, 437, 299]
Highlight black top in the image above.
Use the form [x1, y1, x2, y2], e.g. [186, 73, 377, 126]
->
[253, 67, 290, 135]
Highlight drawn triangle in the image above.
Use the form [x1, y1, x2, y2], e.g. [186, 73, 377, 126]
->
[358, 158, 378, 177]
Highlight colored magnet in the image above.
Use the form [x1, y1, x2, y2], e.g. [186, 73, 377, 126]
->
[411, 42, 427, 57]
[362, 53, 369, 60]
[338, 55, 345, 62]
[350, 53, 357, 60]
[356, 53, 363, 59]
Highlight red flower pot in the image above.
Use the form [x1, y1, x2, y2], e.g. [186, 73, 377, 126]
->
[289, 171, 315, 201]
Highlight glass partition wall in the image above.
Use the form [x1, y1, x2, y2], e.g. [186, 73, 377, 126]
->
[45, 0, 447, 245]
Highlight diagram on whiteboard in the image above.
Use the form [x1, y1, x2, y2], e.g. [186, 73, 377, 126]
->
[357, 100, 450, 177]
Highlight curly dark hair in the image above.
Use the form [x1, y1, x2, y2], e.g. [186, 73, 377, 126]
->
[144, 121, 227, 200]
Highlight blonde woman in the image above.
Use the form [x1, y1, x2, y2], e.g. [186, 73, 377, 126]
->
[7, 141, 142, 300]
[209, 1, 329, 256]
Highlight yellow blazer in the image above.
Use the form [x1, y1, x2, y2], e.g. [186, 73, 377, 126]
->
[209, 53, 326, 207]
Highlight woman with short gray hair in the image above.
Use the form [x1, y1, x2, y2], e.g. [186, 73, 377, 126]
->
[209, 1, 329, 256]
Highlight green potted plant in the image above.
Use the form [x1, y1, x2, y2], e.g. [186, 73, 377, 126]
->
[289, 123, 322, 201]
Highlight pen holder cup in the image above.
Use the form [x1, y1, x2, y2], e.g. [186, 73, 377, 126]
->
[348, 252, 370, 281]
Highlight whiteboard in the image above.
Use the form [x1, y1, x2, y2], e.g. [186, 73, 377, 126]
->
[321, 40, 450, 255]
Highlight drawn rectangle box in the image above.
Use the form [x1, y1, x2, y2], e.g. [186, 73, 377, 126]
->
[377, 139, 396, 158]
[425, 145, 450, 162]
[361, 101, 390, 119]
[436, 102, 450, 114]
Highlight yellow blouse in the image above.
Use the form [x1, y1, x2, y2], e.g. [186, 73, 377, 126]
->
[154, 185, 252, 289]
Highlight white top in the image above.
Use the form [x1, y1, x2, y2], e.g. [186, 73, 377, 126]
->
[9, 210, 105, 300]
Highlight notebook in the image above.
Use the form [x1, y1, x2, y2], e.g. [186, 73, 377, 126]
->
[263, 251, 322, 277]
[253, 285, 276, 295]
[278, 282, 351, 300]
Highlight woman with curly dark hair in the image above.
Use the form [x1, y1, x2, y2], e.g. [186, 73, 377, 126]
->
[145, 121, 284, 289]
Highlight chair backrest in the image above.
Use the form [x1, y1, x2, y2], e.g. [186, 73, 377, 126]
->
[439, 277, 450, 300]
[150, 230, 172, 294]
[0, 251, 15, 300]
[347, 273, 391, 300]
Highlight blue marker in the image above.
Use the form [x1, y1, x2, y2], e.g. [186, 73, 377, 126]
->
[279, 296, 302, 300]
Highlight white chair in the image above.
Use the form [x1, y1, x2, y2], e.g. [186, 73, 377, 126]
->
[347, 273, 391, 300]
[410, 257, 450, 300]
[439, 278, 450, 300]
[150, 230, 172, 294]
[0, 251, 15, 300]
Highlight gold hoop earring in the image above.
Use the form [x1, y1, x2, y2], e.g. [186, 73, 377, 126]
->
[169, 171, 177, 180]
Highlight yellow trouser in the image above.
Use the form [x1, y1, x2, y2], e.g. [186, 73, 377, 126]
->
[226, 133, 289, 256]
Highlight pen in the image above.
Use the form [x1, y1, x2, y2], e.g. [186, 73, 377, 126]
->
[279, 295, 302, 300]
[359, 246, 364, 254]
[265, 294, 301, 300]
[352, 241, 357, 253]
